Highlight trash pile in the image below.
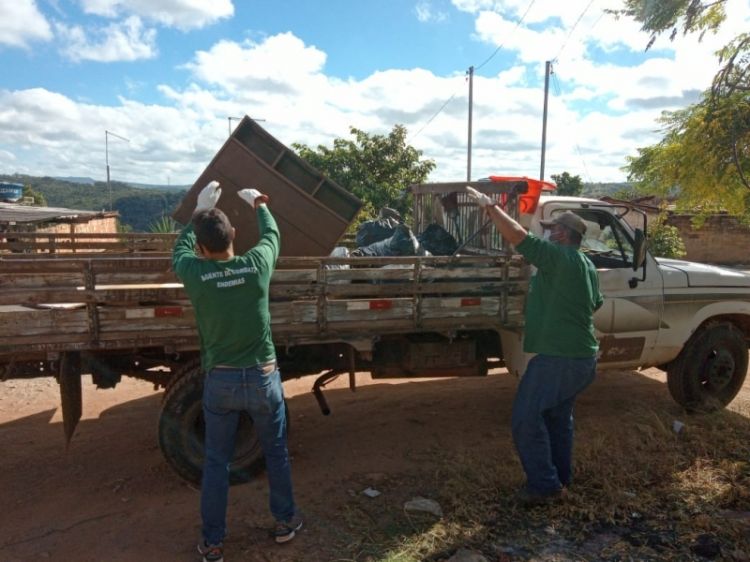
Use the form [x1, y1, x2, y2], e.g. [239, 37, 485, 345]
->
[349, 208, 459, 258]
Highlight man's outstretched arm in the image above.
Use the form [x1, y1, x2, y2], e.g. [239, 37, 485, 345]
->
[465, 186, 527, 246]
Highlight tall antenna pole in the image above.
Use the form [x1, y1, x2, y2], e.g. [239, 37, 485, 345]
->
[105, 131, 110, 210]
[105, 130, 130, 211]
[540, 60, 552, 180]
[467, 65, 474, 182]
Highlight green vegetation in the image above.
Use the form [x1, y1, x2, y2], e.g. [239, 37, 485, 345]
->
[613, 1, 750, 217]
[648, 215, 688, 259]
[293, 124, 435, 225]
[149, 215, 179, 233]
[22, 184, 46, 206]
[551, 171, 584, 196]
[0, 173, 187, 232]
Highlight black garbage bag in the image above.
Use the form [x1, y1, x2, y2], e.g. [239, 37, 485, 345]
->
[355, 217, 399, 246]
[354, 207, 403, 246]
[417, 223, 458, 256]
[352, 224, 421, 257]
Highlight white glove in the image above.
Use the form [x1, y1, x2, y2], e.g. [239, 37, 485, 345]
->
[195, 181, 221, 213]
[465, 186, 494, 208]
[238, 188, 269, 208]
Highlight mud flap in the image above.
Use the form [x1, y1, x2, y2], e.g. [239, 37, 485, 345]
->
[59, 352, 82, 447]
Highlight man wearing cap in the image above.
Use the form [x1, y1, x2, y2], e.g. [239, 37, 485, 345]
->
[173, 181, 302, 562]
[466, 187, 603, 506]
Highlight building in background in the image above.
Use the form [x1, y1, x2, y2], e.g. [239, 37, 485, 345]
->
[0, 182, 24, 203]
[0, 202, 119, 252]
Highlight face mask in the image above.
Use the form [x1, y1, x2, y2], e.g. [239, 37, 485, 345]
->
[550, 228, 566, 243]
[542, 228, 551, 241]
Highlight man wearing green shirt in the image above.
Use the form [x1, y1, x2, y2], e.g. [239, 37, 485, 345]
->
[466, 187, 603, 506]
[173, 182, 301, 562]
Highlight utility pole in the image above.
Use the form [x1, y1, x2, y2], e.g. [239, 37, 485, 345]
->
[467, 65, 474, 182]
[540, 60, 552, 181]
[105, 130, 130, 212]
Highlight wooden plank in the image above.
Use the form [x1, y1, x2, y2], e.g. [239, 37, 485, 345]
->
[0, 309, 89, 337]
[324, 280, 517, 298]
[0, 286, 187, 306]
[94, 272, 178, 284]
[0, 332, 200, 353]
[0, 252, 173, 260]
[0, 241, 171, 251]
[271, 269, 318, 283]
[326, 299, 413, 322]
[3, 232, 176, 241]
[0, 273, 84, 289]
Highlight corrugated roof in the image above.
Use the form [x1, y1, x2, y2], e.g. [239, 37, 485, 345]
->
[0, 202, 116, 224]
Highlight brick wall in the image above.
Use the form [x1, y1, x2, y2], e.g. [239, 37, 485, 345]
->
[666, 214, 750, 265]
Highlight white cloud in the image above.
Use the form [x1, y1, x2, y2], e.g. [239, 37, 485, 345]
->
[3, 1, 750, 191]
[415, 1, 448, 23]
[57, 16, 157, 62]
[185, 33, 328, 95]
[0, 0, 53, 48]
[0, 87, 216, 182]
[79, 0, 234, 30]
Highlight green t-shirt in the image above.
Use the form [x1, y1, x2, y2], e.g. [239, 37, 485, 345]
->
[516, 233, 603, 358]
[172, 206, 280, 372]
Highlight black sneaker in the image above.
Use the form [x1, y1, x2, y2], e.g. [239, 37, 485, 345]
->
[197, 540, 224, 562]
[273, 513, 303, 544]
[514, 486, 564, 507]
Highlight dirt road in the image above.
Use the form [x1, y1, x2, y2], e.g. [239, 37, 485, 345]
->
[2, 368, 749, 561]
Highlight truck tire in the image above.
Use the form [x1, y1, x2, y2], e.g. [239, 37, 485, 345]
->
[667, 322, 748, 412]
[158, 362, 285, 485]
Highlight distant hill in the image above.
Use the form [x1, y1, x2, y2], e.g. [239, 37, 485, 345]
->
[126, 181, 192, 192]
[54, 176, 96, 185]
[0, 173, 187, 232]
[582, 182, 635, 198]
[53, 176, 190, 192]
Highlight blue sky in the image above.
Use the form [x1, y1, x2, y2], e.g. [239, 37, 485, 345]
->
[1, 0, 748, 186]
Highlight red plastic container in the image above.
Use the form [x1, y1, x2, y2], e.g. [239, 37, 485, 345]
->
[489, 175, 556, 214]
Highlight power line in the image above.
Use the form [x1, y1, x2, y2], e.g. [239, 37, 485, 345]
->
[552, 0, 597, 63]
[475, 0, 537, 72]
[409, 0, 537, 142]
[551, 71, 593, 183]
[409, 86, 461, 141]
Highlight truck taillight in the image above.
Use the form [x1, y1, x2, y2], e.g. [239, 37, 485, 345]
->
[369, 300, 393, 310]
[155, 306, 183, 317]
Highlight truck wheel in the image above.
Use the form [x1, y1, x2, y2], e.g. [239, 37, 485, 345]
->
[158, 363, 286, 485]
[667, 323, 748, 412]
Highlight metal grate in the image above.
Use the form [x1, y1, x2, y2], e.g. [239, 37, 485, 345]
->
[409, 180, 526, 254]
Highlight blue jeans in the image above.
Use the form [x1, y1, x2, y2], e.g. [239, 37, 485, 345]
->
[201, 365, 295, 545]
[511, 354, 596, 495]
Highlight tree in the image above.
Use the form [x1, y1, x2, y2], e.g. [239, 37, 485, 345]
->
[293, 125, 436, 223]
[607, 0, 727, 49]
[612, 1, 750, 212]
[648, 215, 687, 259]
[23, 184, 46, 206]
[624, 94, 750, 217]
[550, 172, 583, 196]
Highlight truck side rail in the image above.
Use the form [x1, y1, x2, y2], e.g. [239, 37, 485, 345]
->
[0, 254, 527, 362]
[0, 232, 177, 255]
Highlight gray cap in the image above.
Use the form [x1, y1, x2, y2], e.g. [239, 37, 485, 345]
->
[540, 211, 587, 236]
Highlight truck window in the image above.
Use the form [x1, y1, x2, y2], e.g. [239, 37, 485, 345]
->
[568, 210, 635, 269]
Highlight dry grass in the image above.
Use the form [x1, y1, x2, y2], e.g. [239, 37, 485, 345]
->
[332, 383, 750, 561]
